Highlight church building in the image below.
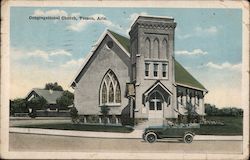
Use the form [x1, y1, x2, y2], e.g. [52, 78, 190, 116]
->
[70, 15, 208, 125]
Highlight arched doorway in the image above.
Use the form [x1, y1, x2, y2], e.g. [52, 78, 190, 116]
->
[148, 91, 164, 119]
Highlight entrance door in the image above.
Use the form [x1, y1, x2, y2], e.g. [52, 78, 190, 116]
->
[148, 91, 164, 119]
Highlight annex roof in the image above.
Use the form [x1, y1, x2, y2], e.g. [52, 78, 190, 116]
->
[70, 29, 207, 91]
[174, 60, 206, 91]
[26, 88, 63, 104]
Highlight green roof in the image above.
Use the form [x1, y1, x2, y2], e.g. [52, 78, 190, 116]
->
[31, 88, 63, 104]
[174, 60, 206, 90]
[108, 30, 130, 52]
[108, 30, 206, 91]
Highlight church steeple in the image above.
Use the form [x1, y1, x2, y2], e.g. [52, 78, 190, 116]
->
[129, 15, 177, 82]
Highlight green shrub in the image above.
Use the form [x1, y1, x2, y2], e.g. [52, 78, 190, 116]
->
[100, 105, 110, 125]
[87, 115, 100, 123]
[70, 106, 79, 123]
[110, 115, 117, 124]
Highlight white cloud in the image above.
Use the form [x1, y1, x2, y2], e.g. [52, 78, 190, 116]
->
[33, 9, 68, 17]
[61, 58, 85, 68]
[67, 13, 122, 32]
[126, 12, 148, 34]
[12, 48, 72, 62]
[50, 49, 72, 56]
[178, 26, 218, 39]
[27, 50, 51, 62]
[128, 12, 148, 21]
[176, 49, 208, 56]
[206, 61, 241, 71]
[177, 34, 192, 40]
[67, 20, 89, 31]
[195, 26, 218, 36]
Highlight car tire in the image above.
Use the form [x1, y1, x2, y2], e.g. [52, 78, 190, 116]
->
[145, 132, 157, 143]
[142, 133, 146, 141]
[183, 133, 194, 143]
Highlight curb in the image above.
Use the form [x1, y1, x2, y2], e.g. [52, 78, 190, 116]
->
[10, 127, 141, 139]
[9, 127, 243, 141]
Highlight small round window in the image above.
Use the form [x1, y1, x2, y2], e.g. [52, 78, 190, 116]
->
[107, 41, 113, 49]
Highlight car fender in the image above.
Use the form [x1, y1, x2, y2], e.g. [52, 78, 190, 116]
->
[144, 130, 160, 138]
[184, 131, 195, 136]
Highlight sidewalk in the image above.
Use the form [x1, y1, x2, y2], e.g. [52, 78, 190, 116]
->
[9, 127, 243, 141]
[10, 117, 71, 120]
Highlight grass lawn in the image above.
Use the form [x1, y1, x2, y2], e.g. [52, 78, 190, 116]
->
[197, 116, 243, 135]
[15, 123, 134, 133]
[13, 116, 243, 135]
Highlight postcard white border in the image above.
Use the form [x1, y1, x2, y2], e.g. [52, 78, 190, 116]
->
[1, 0, 249, 159]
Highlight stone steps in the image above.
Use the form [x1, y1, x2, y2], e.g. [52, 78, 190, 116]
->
[134, 118, 165, 130]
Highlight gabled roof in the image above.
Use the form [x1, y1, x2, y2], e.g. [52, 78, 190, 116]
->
[144, 80, 173, 96]
[142, 80, 172, 105]
[26, 88, 63, 104]
[70, 29, 130, 87]
[174, 60, 206, 91]
[108, 30, 130, 53]
[71, 29, 207, 91]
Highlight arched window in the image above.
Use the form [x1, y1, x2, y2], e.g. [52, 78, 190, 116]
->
[115, 85, 121, 103]
[100, 70, 121, 105]
[162, 39, 168, 59]
[153, 38, 159, 58]
[102, 83, 107, 103]
[109, 83, 114, 103]
[145, 38, 151, 58]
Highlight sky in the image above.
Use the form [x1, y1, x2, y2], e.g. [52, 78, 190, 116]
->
[10, 7, 242, 108]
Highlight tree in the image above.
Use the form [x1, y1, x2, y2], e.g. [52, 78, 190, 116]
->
[56, 90, 74, 110]
[44, 82, 63, 91]
[100, 105, 110, 125]
[185, 101, 199, 123]
[10, 98, 29, 116]
[27, 96, 47, 111]
[205, 103, 243, 117]
[70, 105, 79, 123]
[205, 103, 219, 116]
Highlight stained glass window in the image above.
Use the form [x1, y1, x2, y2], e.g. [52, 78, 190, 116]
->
[100, 70, 121, 105]
[115, 84, 121, 103]
[102, 83, 107, 103]
[109, 83, 114, 103]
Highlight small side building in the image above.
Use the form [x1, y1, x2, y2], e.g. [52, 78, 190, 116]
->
[26, 88, 64, 112]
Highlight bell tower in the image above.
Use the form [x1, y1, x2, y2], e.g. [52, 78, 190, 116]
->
[129, 15, 177, 119]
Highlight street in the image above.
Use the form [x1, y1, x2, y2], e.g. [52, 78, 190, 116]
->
[9, 133, 243, 154]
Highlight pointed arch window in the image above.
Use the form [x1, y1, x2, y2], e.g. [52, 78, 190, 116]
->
[145, 38, 151, 58]
[100, 70, 121, 105]
[102, 83, 107, 103]
[162, 39, 168, 59]
[109, 83, 114, 103]
[153, 38, 160, 58]
[115, 85, 121, 103]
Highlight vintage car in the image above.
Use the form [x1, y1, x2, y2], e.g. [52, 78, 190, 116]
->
[142, 123, 200, 143]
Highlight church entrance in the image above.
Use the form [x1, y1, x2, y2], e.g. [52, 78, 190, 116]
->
[148, 91, 164, 119]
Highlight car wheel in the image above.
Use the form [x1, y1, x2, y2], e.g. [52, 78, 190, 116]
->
[145, 132, 157, 143]
[183, 133, 194, 143]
